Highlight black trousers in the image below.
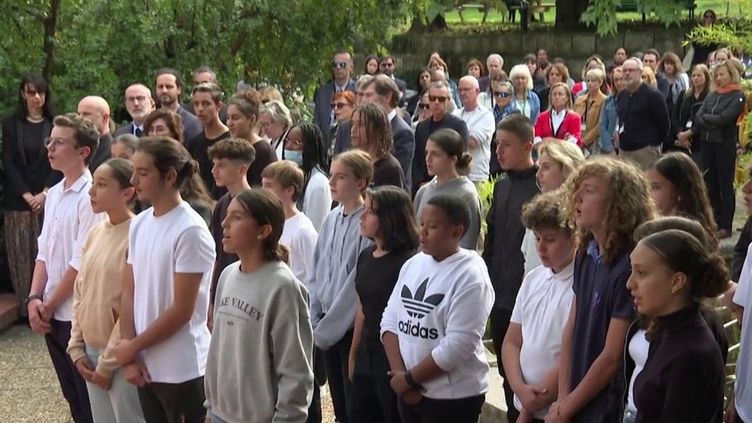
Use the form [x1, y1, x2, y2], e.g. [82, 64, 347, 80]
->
[137, 376, 205, 423]
[45, 319, 93, 423]
[489, 307, 519, 423]
[323, 329, 353, 423]
[702, 141, 736, 231]
[349, 342, 400, 423]
[398, 394, 485, 423]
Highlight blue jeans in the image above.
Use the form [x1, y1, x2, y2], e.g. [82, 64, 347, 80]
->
[84, 345, 145, 423]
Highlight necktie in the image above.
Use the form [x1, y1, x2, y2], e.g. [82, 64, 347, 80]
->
[135, 127, 143, 137]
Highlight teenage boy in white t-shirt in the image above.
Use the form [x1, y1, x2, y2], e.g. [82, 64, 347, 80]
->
[262, 160, 318, 284]
[381, 194, 494, 423]
[113, 137, 216, 423]
[27, 114, 103, 423]
[501, 190, 575, 422]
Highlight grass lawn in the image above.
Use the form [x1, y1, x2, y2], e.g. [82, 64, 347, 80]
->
[443, 0, 744, 27]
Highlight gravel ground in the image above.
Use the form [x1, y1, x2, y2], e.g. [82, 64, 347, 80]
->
[0, 323, 335, 422]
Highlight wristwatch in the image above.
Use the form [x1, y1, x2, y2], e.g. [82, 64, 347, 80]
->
[25, 294, 43, 306]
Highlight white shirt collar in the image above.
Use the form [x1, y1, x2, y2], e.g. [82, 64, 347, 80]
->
[387, 109, 397, 122]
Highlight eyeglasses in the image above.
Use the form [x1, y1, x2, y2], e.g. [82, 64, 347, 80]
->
[428, 95, 448, 103]
[331, 102, 350, 109]
[24, 89, 43, 97]
[419, 103, 430, 110]
[493, 91, 511, 98]
[332, 61, 348, 69]
[44, 137, 76, 149]
[126, 96, 148, 103]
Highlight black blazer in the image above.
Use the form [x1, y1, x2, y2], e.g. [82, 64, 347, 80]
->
[1, 115, 61, 210]
[313, 79, 356, 135]
[391, 113, 415, 192]
[89, 133, 113, 172]
[177, 106, 203, 142]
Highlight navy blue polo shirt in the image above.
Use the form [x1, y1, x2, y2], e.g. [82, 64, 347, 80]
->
[570, 241, 636, 422]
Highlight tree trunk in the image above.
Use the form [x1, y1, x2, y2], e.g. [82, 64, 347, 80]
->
[427, 14, 448, 31]
[555, 0, 589, 30]
[42, 0, 61, 84]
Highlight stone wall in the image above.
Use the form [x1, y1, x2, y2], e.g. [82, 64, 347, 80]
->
[389, 28, 688, 84]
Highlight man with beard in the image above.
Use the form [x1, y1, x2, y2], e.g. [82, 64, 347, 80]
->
[154, 68, 202, 141]
[115, 84, 153, 137]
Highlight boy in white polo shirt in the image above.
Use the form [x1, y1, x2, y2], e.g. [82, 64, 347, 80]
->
[501, 190, 575, 422]
[381, 194, 494, 423]
[112, 137, 216, 423]
[27, 113, 103, 423]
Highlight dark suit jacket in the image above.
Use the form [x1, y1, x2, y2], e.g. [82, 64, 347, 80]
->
[313, 79, 356, 135]
[393, 76, 408, 100]
[90, 133, 113, 172]
[177, 106, 203, 142]
[1, 115, 61, 210]
[390, 113, 415, 192]
[333, 120, 351, 156]
[114, 122, 146, 137]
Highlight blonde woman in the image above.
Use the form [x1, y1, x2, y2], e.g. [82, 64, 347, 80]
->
[574, 68, 608, 154]
[509, 64, 541, 123]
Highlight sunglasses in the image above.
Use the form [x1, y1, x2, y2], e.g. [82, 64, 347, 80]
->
[428, 95, 448, 103]
[332, 61, 348, 69]
[419, 103, 430, 110]
[331, 102, 350, 109]
[494, 91, 511, 98]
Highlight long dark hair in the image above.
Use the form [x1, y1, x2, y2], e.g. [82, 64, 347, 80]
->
[16, 74, 55, 120]
[295, 122, 330, 201]
[234, 189, 289, 263]
[136, 136, 199, 191]
[366, 186, 419, 252]
[650, 152, 717, 247]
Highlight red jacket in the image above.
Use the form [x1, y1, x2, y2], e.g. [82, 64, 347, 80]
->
[534, 109, 583, 147]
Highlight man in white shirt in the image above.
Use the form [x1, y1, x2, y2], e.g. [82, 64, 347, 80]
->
[453, 76, 496, 184]
[115, 84, 154, 137]
[27, 113, 103, 423]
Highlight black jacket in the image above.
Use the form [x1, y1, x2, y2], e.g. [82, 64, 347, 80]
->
[671, 89, 707, 154]
[411, 114, 469, 196]
[692, 89, 746, 144]
[1, 115, 61, 210]
[482, 166, 539, 310]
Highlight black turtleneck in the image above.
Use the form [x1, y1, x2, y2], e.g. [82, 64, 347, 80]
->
[634, 305, 725, 423]
[482, 165, 540, 310]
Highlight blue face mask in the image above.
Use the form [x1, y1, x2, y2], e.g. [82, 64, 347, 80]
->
[284, 149, 304, 166]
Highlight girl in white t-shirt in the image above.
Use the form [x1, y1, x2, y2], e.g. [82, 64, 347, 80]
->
[381, 194, 494, 423]
[112, 137, 216, 423]
[501, 189, 575, 422]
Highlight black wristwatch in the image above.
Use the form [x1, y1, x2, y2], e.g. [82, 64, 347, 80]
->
[405, 371, 420, 388]
[25, 294, 43, 306]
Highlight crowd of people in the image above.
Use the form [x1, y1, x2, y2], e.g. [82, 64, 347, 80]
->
[2, 9, 752, 422]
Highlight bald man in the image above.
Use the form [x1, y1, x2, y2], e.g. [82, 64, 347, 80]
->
[479, 53, 504, 92]
[453, 76, 495, 183]
[77, 96, 113, 171]
[115, 84, 153, 137]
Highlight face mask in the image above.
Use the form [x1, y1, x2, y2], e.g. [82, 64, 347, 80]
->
[284, 149, 303, 166]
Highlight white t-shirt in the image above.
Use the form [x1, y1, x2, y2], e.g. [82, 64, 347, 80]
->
[521, 228, 541, 278]
[128, 202, 216, 383]
[380, 249, 494, 399]
[279, 212, 318, 285]
[510, 262, 574, 419]
[301, 167, 331, 232]
[733, 243, 752, 422]
[626, 329, 649, 413]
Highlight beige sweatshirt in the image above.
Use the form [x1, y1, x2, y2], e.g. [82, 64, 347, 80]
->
[67, 218, 131, 378]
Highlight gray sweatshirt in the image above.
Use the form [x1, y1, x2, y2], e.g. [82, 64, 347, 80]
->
[414, 176, 482, 249]
[308, 204, 372, 349]
[205, 261, 313, 423]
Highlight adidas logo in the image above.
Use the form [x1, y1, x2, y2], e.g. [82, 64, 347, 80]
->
[400, 278, 445, 319]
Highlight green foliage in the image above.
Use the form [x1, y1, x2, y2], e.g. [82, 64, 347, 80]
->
[0, 0, 416, 122]
[686, 21, 752, 54]
[581, 0, 690, 36]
